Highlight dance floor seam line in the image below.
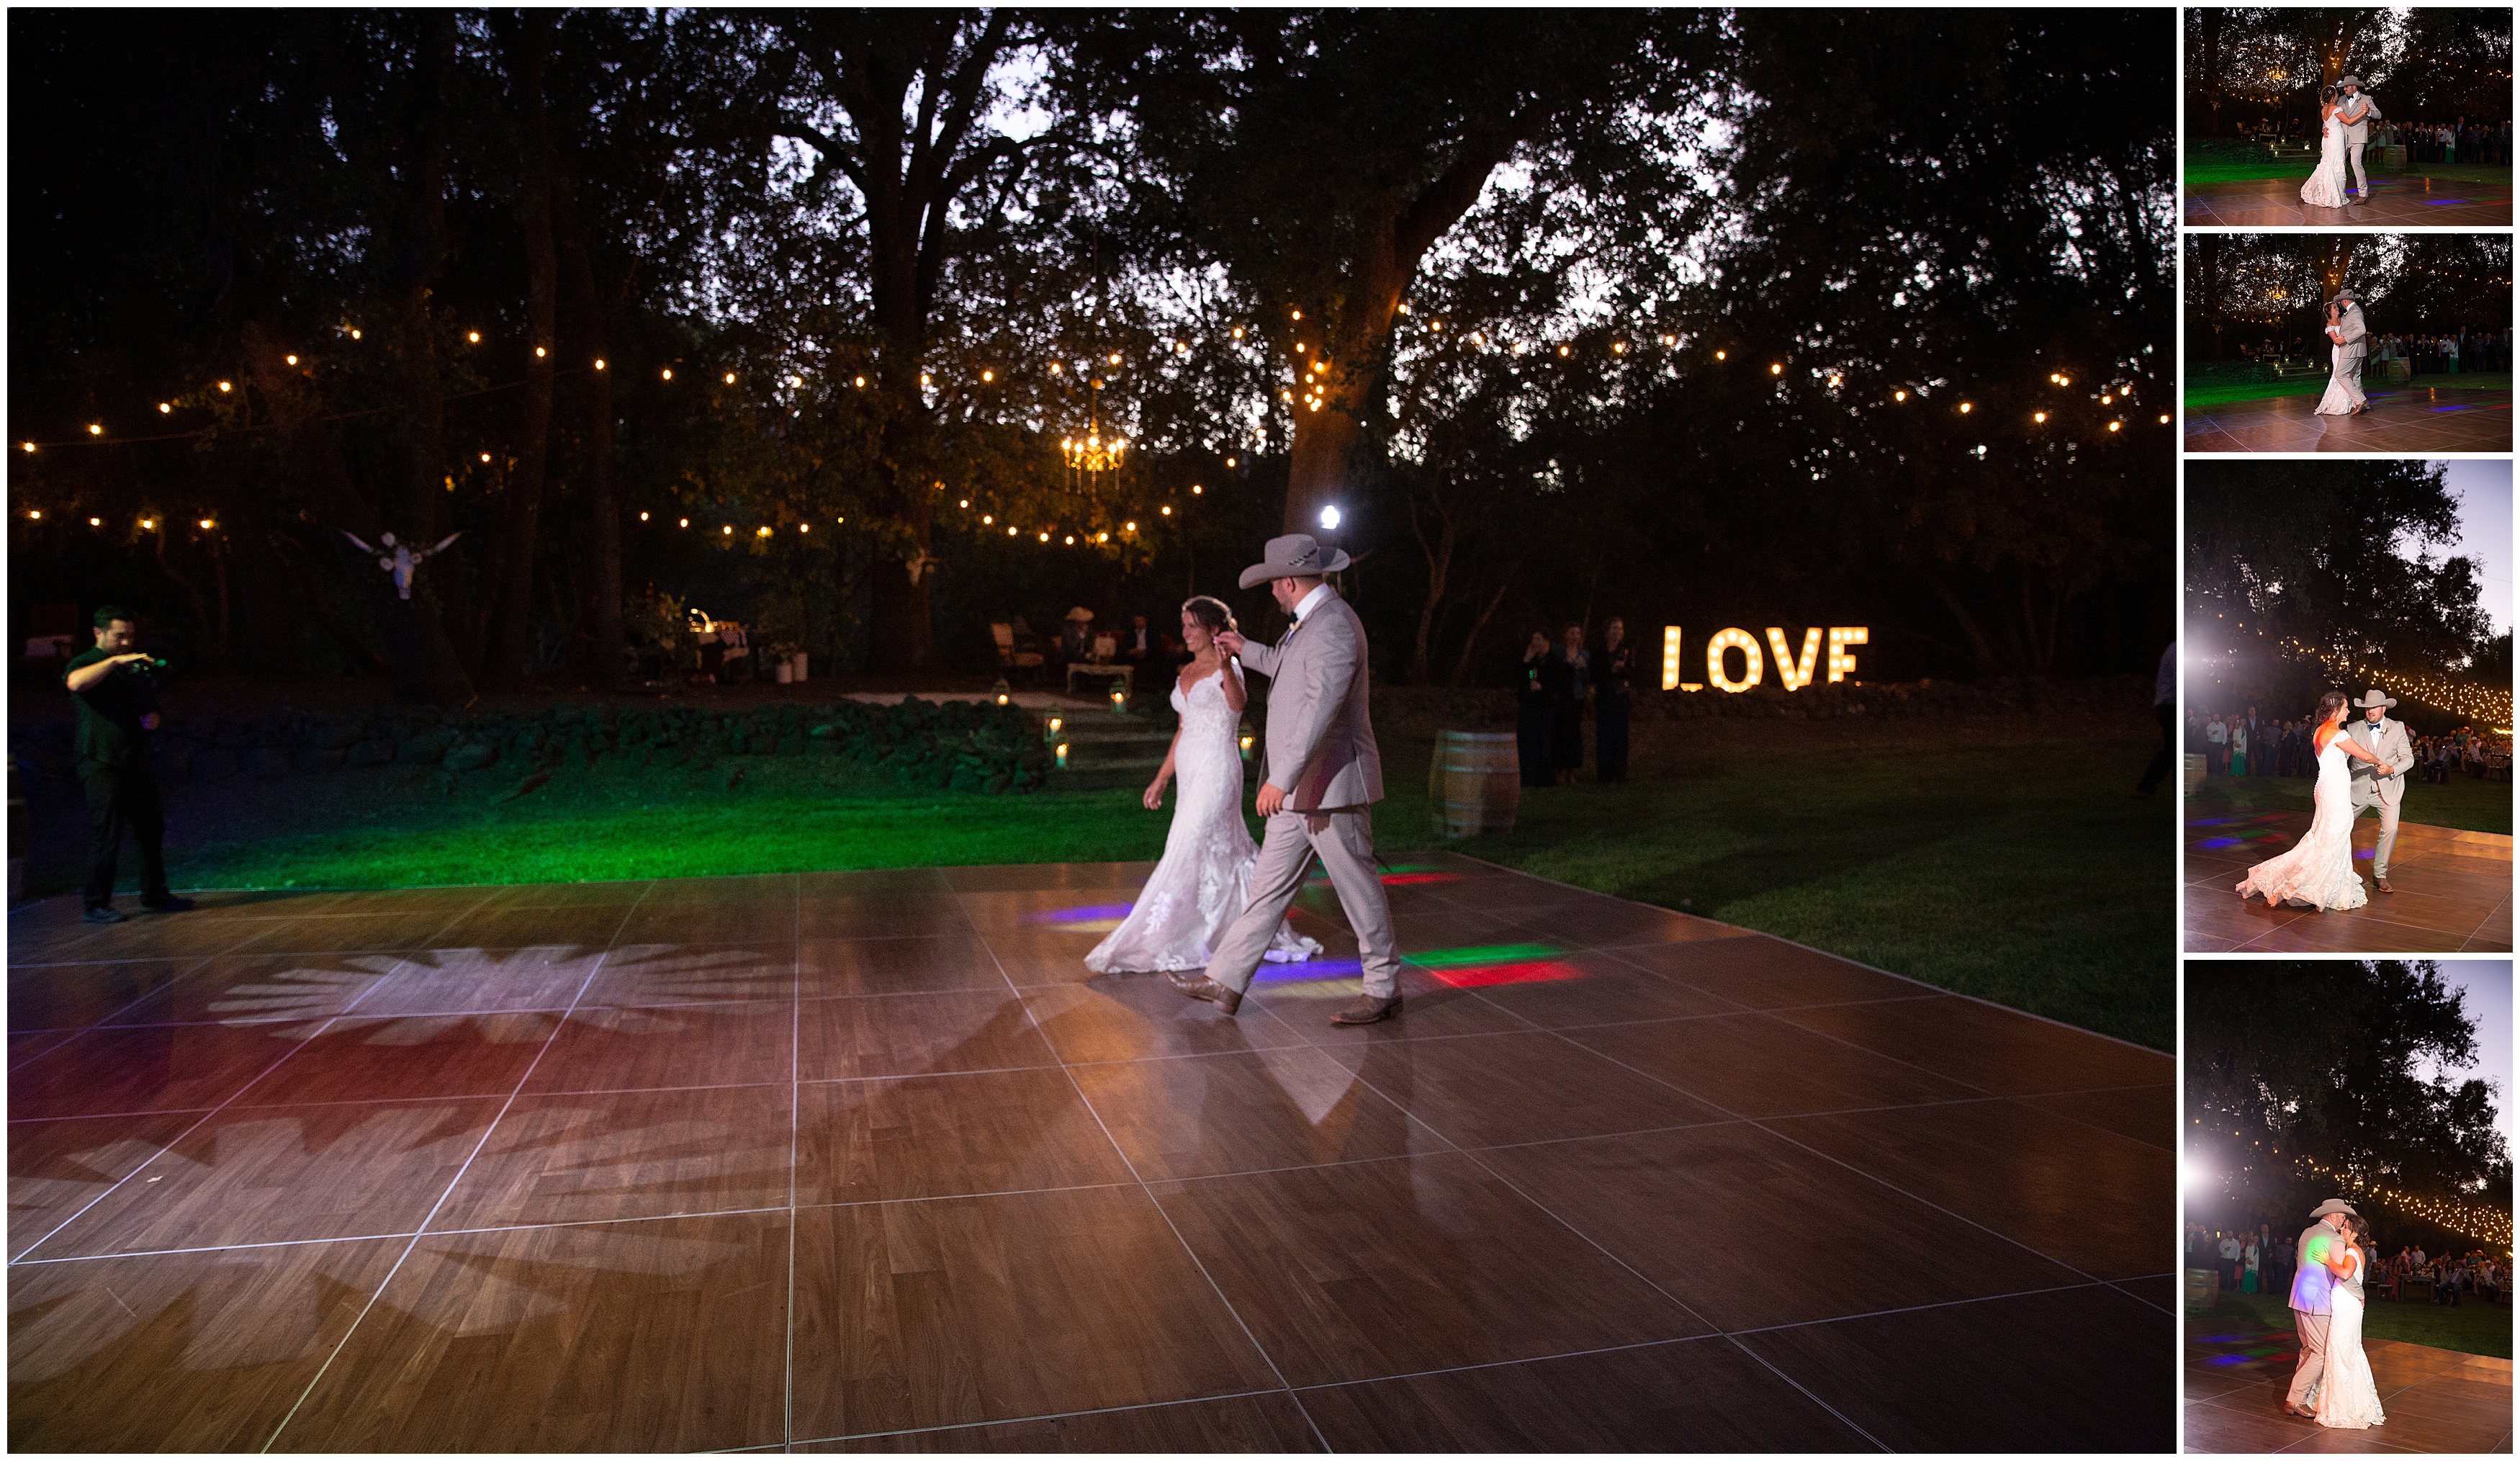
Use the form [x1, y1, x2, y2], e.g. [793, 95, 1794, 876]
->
[250, 882, 648, 1452]
[1533, 1022, 2136, 1290]
[996, 943, 1338, 1454]
[781, 1386, 1308, 1450]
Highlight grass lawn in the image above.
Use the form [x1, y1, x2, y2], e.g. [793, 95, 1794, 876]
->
[2186, 769, 2511, 836]
[2184, 138, 2512, 188]
[113, 721, 2173, 1049]
[2184, 372, 2511, 410]
[2210, 1286, 2513, 1362]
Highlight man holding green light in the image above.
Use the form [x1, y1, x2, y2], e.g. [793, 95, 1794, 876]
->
[2285, 1197, 2357, 1418]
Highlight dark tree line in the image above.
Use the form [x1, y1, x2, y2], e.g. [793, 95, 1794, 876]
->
[2188, 960, 2511, 1249]
[2184, 233, 2511, 361]
[9, 9, 2175, 702]
[2186, 8, 2512, 137]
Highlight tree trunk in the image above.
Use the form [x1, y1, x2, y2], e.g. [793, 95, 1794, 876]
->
[381, 12, 475, 706]
[1927, 575, 2004, 675]
[1282, 143, 1509, 536]
[485, 11, 558, 693]
[550, 165, 623, 688]
[1446, 559, 1523, 687]
[1406, 490, 1457, 685]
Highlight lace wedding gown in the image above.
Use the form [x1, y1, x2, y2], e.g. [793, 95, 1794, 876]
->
[2315, 1247, 2388, 1430]
[2301, 110, 2349, 207]
[2236, 732, 2367, 911]
[1084, 665, 1321, 973]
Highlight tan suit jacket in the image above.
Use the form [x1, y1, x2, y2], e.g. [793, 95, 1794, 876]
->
[1238, 587, 1384, 810]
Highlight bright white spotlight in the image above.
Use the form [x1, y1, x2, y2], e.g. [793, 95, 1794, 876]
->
[1318, 505, 1341, 531]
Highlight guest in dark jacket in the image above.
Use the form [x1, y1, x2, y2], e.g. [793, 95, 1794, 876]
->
[1594, 617, 1634, 784]
[1552, 621, 1590, 785]
[1517, 630, 1558, 788]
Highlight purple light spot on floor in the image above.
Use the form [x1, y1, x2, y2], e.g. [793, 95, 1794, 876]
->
[2197, 837, 2244, 850]
[2355, 848, 2375, 860]
[1032, 902, 1133, 925]
[2188, 817, 2242, 827]
[2422, 199, 2470, 205]
[1251, 957, 1362, 984]
[2207, 1354, 2251, 1365]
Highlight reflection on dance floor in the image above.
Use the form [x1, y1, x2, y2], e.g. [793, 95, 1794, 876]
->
[2183, 387, 2514, 454]
[2185, 1305, 2513, 1453]
[2185, 814, 2513, 954]
[10, 853, 2172, 1451]
[2182, 175, 2514, 229]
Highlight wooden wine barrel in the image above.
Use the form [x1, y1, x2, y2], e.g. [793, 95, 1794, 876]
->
[1428, 729, 1520, 838]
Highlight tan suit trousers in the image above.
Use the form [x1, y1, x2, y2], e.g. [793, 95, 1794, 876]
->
[2287, 1308, 2331, 1409]
[1207, 806, 1399, 998]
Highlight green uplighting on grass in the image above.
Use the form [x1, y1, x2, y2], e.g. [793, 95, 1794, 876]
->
[1409, 943, 1564, 969]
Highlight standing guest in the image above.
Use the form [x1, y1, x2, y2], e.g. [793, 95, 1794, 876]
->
[2138, 642, 2177, 798]
[1516, 631, 1558, 788]
[1552, 622, 1590, 785]
[63, 606, 193, 923]
[2245, 1236, 2262, 1293]
[2208, 714, 2229, 775]
[1594, 617, 1634, 784]
[2222, 1230, 2244, 1287]
[2229, 716, 2249, 778]
[2247, 706, 2265, 776]
[1059, 606, 1097, 663]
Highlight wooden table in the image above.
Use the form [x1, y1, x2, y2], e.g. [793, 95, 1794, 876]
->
[1065, 662, 1134, 698]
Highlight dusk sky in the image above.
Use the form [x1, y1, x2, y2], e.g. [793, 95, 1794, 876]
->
[2437, 460, 2511, 639]
[2417, 961, 2514, 1148]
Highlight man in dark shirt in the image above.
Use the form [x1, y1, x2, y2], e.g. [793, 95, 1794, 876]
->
[63, 606, 191, 922]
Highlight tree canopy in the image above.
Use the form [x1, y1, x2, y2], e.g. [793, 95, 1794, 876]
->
[8, 9, 2175, 699]
[2187, 960, 2511, 1248]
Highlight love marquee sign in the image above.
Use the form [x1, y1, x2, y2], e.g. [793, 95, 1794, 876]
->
[1660, 626, 1868, 693]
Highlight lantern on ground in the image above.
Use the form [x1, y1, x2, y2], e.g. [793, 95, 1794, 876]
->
[991, 676, 1012, 706]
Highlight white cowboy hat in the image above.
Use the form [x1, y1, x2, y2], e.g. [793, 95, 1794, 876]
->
[1063, 606, 1095, 622]
[2351, 689, 2397, 709]
[1238, 532, 1351, 590]
[2338, 76, 2360, 88]
[2308, 1198, 2360, 1220]
[2328, 287, 2362, 305]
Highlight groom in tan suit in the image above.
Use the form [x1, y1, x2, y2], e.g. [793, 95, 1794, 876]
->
[1167, 534, 1403, 1025]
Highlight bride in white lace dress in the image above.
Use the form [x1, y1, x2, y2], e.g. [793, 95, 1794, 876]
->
[2301, 86, 2350, 207]
[2236, 691, 2390, 911]
[1085, 596, 1320, 974]
[2314, 1215, 2388, 1430]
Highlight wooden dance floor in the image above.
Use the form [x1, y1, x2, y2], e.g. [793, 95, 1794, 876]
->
[2184, 813, 2513, 954]
[8, 852, 2173, 1452]
[2182, 387, 2514, 454]
[2185, 1306, 2513, 1453]
[2182, 176, 2514, 229]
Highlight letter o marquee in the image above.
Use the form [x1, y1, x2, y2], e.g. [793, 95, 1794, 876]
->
[1706, 628, 1763, 693]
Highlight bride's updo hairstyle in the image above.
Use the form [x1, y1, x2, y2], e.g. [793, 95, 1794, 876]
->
[2320, 85, 2339, 107]
[1182, 595, 1237, 637]
[2316, 689, 2349, 725]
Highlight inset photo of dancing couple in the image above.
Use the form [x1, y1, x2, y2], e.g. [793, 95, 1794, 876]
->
[2183, 459, 2511, 955]
[2183, 233, 2513, 454]
[2183, 959, 2514, 1453]
[2182, 6, 2513, 229]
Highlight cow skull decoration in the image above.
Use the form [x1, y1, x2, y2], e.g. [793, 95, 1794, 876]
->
[343, 529, 462, 600]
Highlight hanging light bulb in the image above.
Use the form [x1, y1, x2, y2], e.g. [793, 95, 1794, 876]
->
[158, 403, 172, 414]
[662, 368, 673, 379]
[217, 381, 233, 392]
[724, 372, 737, 384]
[87, 424, 102, 436]
[468, 332, 481, 343]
